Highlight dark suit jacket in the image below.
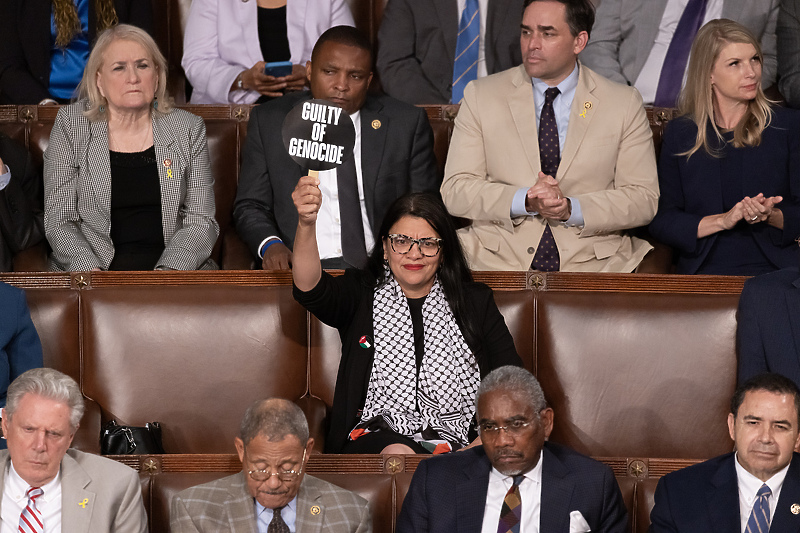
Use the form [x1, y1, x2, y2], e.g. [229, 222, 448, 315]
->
[648, 108, 800, 274]
[396, 442, 627, 533]
[233, 91, 439, 260]
[0, 134, 44, 271]
[0, 0, 154, 104]
[649, 452, 800, 532]
[737, 267, 800, 386]
[0, 282, 43, 408]
[376, 0, 524, 104]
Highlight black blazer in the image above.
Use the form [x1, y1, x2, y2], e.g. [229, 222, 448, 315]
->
[649, 108, 800, 274]
[293, 269, 522, 453]
[396, 443, 627, 533]
[650, 452, 800, 532]
[0, 134, 44, 272]
[737, 267, 800, 387]
[0, 0, 154, 104]
[233, 91, 440, 260]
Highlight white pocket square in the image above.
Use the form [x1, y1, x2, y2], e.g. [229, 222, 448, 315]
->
[569, 510, 592, 532]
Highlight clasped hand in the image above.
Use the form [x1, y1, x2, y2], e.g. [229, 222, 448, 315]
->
[721, 193, 782, 229]
[525, 172, 571, 222]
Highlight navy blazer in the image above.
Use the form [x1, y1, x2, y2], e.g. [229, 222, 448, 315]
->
[233, 91, 440, 261]
[649, 108, 800, 274]
[737, 267, 800, 387]
[0, 0, 154, 104]
[396, 442, 627, 533]
[649, 452, 800, 532]
[0, 283, 42, 408]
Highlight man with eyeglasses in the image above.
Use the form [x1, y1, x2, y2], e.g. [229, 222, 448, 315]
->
[397, 366, 626, 532]
[170, 398, 370, 532]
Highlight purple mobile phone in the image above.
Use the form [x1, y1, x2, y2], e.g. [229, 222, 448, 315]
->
[264, 61, 293, 77]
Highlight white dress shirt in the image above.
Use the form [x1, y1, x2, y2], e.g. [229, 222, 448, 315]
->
[734, 452, 789, 533]
[0, 164, 10, 190]
[634, 0, 724, 104]
[480, 450, 544, 533]
[1, 462, 62, 533]
[259, 110, 374, 260]
[457, 0, 490, 78]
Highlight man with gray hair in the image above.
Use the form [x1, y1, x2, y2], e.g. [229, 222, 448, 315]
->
[170, 398, 371, 532]
[0, 367, 147, 532]
[397, 366, 626, 532]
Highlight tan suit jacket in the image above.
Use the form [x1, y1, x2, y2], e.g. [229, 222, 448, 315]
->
[441, 63, 659, 272]
[170, 471, 371, 532]
[0, 449, 147, 532]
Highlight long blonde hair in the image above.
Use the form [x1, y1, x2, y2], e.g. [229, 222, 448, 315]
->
[53, 0, 118, 48]
[78, 24, 173, 121]
[678, 19, 773, 158]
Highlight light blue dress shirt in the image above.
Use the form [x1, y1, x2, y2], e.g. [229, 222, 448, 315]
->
[0, 165, 9, 190]
[511, 62, 584, 226]
[256, 497, 298, 533]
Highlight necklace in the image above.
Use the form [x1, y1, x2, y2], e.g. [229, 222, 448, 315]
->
[108, 120, 153, 153]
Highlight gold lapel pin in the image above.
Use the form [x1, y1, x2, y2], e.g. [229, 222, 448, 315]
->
[79, 498, 88, 508]
[310, 505, 321, 515]
[371, 119, 381, 130]
[579, 102, 592, 118]
[163, 159, 172, 168]
[791, 503, 800, 515]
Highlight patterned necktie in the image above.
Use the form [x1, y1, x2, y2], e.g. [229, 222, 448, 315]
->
[268, 506, 290, 533]
[653, 0, 709, 107]
[451, 0, 480, 103]
[497, 475, 524, 533]
[745, 484, 771, 533]
[532, 87, 561, 272]
[18, 486, 44, 533]
[337, 155, 368, 269]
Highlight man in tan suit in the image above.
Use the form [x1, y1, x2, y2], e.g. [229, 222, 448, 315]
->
[441, 0, 658, 272]
[0, 368, 147, 532]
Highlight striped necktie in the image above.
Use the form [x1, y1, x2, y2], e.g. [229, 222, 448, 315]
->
[497, 474, 524, 533]
[18, 486, 44, 533]
[745, 483, 771, 533]
[452, 0, 480, 104]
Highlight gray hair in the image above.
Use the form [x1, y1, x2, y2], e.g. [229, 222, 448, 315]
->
[79, 23, 173, 121]
[477, 366, 548, 414]
[238, 398, 309, 446]
[5, 368, 85, 432]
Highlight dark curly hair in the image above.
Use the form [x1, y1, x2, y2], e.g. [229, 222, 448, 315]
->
[53, 0, 118, 48]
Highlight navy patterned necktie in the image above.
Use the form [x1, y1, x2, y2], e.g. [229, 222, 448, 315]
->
[268, 506, 290, 533]
[745, 483, 771, 533]
[497, 474, 524, 533]
[532, 87, 561, 272]
[653, 0, 709, 107]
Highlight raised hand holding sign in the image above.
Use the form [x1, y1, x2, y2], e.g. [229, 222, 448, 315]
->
[283, 99, 366, 268]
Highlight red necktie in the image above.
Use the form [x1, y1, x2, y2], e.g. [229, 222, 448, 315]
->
[18, 486, 44, 533]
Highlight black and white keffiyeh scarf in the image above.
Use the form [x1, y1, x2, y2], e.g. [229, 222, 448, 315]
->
[358, 273, 480, 448]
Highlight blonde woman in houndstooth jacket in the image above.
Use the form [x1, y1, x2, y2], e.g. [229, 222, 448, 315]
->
[44, 24, 219, 271]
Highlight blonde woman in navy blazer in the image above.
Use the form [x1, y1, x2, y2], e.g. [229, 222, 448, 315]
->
[649, 20, 800, 275]
[44, 24, 219, 271]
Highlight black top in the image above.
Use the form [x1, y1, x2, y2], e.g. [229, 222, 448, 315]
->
[109, 146, 164, 270]
[698, 130, 773, 275]
[257, 6, 291, 63]
[293, 269, 522, 453]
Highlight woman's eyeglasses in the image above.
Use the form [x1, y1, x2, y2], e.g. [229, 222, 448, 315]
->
[388, 234, 442, 257]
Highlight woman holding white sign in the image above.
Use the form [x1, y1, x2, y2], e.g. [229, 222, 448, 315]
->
[293, 187, 522, 454]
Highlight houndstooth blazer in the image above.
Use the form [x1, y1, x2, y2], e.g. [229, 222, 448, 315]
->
[169, 471, 372, 532]
[43, 100, 219, 271]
